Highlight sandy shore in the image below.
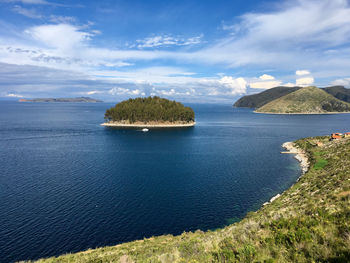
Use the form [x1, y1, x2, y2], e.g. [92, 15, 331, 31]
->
[101, 121, 196, 128]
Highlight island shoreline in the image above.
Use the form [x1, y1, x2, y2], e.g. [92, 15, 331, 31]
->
[101, 121, 196, 128]
[254, 110, 350, 115]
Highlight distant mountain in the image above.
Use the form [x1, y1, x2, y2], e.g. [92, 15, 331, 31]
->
[323, 86, 350, 103]
[233, 86, 301, 108]
[19, 97, 103, 103]
[256, 86, 350, 114]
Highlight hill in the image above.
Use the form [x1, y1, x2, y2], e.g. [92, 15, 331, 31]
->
[323, 86, 350, 103]
[233, 86, 301, 108]
[19, 97, 103, 103]
[256, 86, 350, 114]
[103, 96, 195, 126]
[31, 136, 350, 262]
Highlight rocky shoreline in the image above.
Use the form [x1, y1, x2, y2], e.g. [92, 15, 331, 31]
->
[263, 141, 310, 206]
[282, 141, 310, 175]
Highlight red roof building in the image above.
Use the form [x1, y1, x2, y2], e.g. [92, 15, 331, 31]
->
[331, 133, 343, 140]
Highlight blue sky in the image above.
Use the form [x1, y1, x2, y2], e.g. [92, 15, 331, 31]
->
[1, 0, 350, 102]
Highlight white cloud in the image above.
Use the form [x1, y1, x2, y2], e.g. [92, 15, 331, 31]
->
[86, 90, 102, 95]
[0, 62, 259, 101]
[6, 93, 23, 97]
[4, 0, 350, 83]
[248, 74, 280, 89]
[108, 87, 145, 96]
[1, 0, 50, 4]
[0, 0, 74, 6]
[12, 5, 42, 18]
[191, 0, 350, 71]
[135, 34, 202, 48]
[158, 88, 176, 96]
[259, 74, 275, 80]
[331, 78, 350, 87]
[150, 87, 196, 98]
[49, 15, 76, 24]
[296, 77, 314, 86]
[90, 66, 197, 84]
[296, 70, 311, 76]
[200, 76, 247, 96]
[25, 24, 93, 50]
[2, 1, 350, 101]
[101, 61, 133, 67]
[219, 76, 247, 95]
[250, 80, 282, 89]
[283, 82, 297, 87]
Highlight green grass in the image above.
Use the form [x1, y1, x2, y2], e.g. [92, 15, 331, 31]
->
[26, 137, 350, 263]
[314, 151, 328, 170]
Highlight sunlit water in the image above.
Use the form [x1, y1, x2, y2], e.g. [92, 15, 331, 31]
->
[1, 101, 349, 262]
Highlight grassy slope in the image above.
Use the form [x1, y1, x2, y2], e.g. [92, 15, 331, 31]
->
[233, 86, 301, 108]
[256, 86, 350, 114]
[323, 86, 350, 103]
[29, 137, 350, 263]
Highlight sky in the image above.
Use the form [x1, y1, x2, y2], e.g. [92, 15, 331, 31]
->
[1, 0, 350, 102]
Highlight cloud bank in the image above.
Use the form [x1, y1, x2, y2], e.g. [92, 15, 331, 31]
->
[1, 0, 350, 101]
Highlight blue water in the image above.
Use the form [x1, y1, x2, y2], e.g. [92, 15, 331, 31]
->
[1, 102, 349, 262]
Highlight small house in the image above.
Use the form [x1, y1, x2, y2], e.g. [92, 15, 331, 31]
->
[331, 133, 343, 140]
[344, 132, 350, 138]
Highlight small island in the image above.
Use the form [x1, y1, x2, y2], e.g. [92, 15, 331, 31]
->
[102, 96, 195, 128]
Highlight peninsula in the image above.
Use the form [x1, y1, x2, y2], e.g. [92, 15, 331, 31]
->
[255, 86, 350, 114]
[102, 96, 195, 128]
[19, 97, 103, 103]
[233, 86, 302, 108]
[32, 135, 350, 262]
[234, 85, 350, 110]
[234, 85, 350, 114]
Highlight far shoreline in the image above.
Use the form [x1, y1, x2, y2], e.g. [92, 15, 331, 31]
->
[253, 110, 350, 115]
[101, 121, 196, 128]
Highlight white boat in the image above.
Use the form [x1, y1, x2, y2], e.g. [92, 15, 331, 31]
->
[142, 128, 149, 132]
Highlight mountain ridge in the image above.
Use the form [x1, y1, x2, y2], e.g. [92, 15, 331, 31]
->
[234, 85, 350, 109]
[233, 86, 301, 108]
[255, 86, 350, 114]
[323, 86, 350, 103]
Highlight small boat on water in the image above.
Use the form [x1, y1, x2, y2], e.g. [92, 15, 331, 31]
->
[142, 128, 149, 132]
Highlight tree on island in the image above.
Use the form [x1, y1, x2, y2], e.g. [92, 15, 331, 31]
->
[104, 96, 195, 123]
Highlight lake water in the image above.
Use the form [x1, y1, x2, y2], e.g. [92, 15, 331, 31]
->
[1, 101, 349, 262]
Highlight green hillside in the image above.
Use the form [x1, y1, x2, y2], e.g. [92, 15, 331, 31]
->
[323, 86, 350, 103]
[233, 86, 301, 108]
[256, 86, 350, 114]
[30, 136, 350, 263]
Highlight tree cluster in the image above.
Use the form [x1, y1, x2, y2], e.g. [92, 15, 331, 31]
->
[104, 96, 195, 123]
